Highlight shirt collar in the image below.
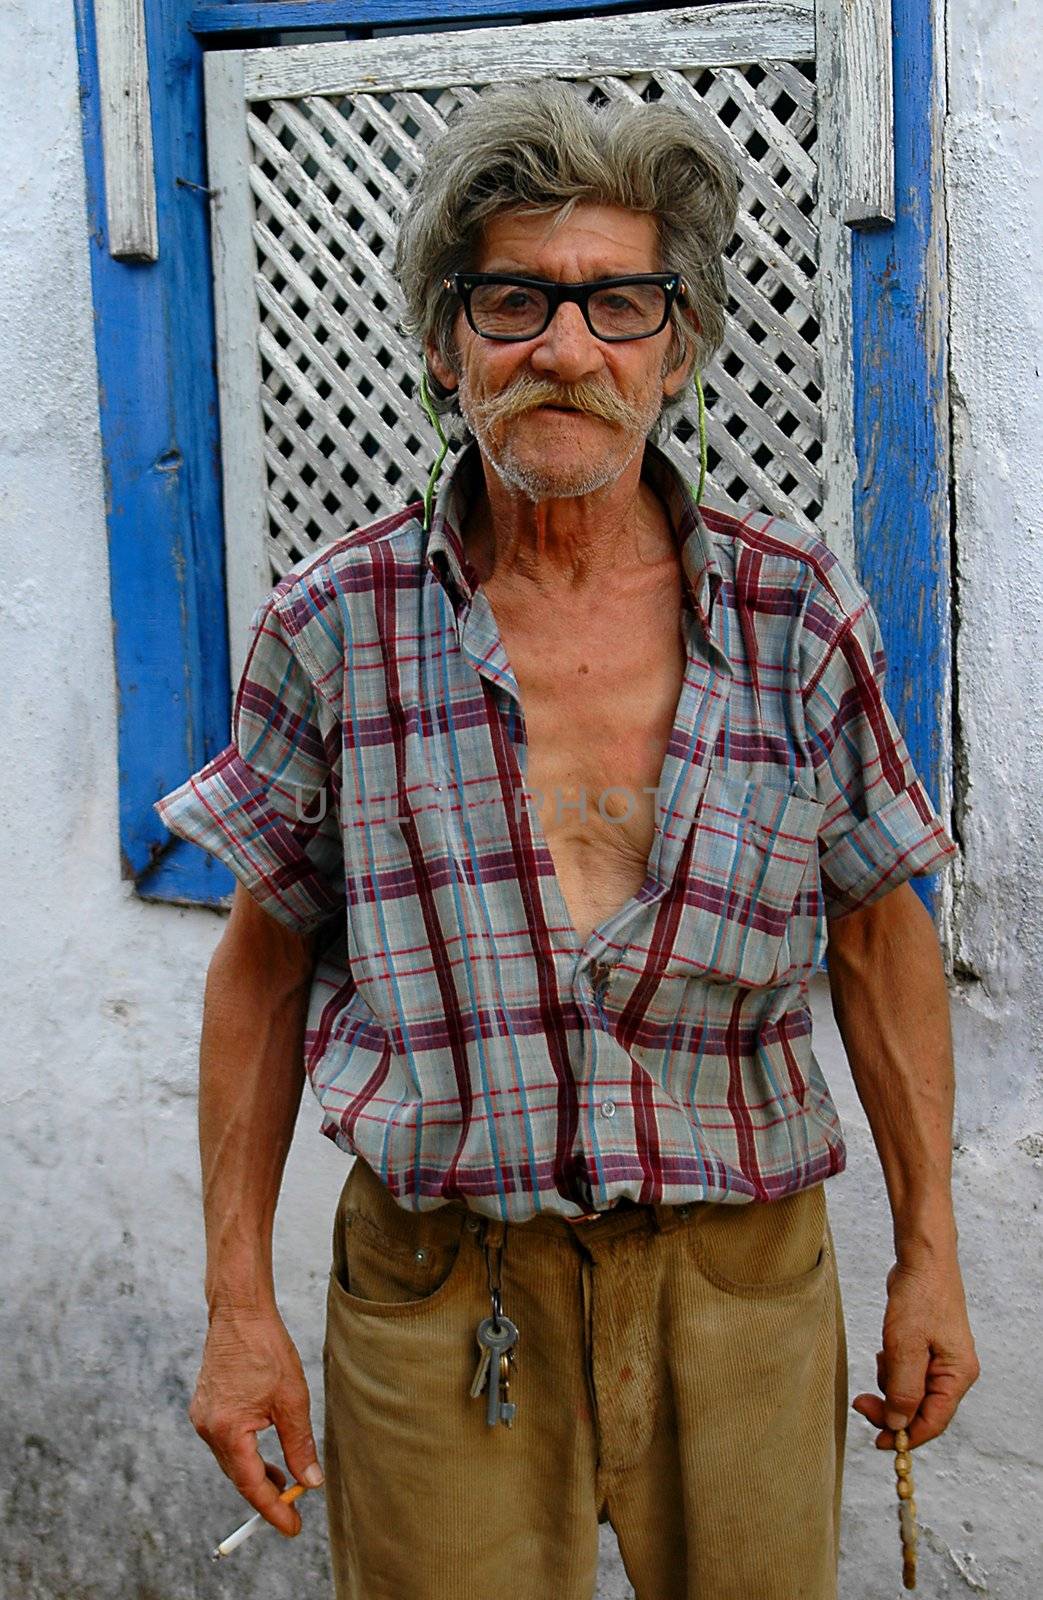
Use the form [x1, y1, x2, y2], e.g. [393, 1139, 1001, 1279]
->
[423, 437, 725, 643]
[422, 441, 486, 610]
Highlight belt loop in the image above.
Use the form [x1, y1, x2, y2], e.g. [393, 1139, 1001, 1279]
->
[483, 1219, 506, 1250]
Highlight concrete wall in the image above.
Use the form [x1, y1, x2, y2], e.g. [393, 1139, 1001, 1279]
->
[0, 2, 1038, 1596]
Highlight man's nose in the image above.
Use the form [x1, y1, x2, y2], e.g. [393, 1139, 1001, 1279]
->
[528, 300, 605, 382]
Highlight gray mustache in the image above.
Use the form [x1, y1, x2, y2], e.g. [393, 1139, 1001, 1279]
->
[468, 373, 649, 431]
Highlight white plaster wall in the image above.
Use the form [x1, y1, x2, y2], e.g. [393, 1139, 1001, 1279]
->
[0, 3, 1038, 1598]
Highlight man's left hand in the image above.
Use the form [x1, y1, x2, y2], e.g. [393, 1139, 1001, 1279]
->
[852, 1254, 980, 1449]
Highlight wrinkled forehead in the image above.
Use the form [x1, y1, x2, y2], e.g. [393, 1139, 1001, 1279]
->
[471, 202, 663, 276]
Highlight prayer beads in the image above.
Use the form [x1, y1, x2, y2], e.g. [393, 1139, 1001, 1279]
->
[893, 1427, 918, 1589]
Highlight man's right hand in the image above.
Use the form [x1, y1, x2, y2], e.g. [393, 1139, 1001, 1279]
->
[189, 1307, 325, 1536]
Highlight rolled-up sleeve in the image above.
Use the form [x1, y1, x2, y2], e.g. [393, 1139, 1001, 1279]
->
[154, 594, 344, 934]
[803, 583, 957, 917]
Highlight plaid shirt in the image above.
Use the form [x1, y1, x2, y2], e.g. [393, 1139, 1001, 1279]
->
[156, 441, 957, 1220]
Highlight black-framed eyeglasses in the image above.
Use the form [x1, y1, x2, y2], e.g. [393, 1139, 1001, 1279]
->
[444, 272, 687, 343]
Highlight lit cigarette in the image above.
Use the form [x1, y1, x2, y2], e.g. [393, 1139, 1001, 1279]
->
[210, 1482, 308, 1560]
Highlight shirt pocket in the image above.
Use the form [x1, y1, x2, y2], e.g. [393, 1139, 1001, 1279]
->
[671, 767, 823, 989]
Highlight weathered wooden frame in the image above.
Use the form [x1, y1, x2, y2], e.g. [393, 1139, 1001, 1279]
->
[838, 0, 895, 227]
[94, 0, 159, 260]
[189, 0, 703, 31]
[75, 0, 234, 906]
[849, 0, 955, 933]
[239, 5, 817, 97]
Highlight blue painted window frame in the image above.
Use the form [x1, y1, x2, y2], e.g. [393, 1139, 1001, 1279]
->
[74, 0, 952, 914]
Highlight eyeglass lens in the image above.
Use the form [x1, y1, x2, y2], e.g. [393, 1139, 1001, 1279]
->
[468, 280, 669, 339]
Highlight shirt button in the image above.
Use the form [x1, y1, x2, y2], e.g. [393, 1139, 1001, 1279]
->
[600, 1099, 616, 1119]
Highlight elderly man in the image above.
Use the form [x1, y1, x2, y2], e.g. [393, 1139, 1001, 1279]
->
[157, 83, 978, 1600]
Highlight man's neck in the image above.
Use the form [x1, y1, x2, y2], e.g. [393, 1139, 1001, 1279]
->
[462, 443, 678, 597]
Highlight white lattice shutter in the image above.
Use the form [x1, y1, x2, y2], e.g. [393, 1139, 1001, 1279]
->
[204, 2, 890, 675]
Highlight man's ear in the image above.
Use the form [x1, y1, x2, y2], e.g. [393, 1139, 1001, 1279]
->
[662, 318, 700, 399]
[425, 340, 459, 394]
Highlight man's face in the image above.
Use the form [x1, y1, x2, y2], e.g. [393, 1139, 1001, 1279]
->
[427, 203, 692, 501]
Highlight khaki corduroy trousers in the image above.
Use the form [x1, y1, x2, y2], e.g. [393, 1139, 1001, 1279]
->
[323, 1156, 847, 1600]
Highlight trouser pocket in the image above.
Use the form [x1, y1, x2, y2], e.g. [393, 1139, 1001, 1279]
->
[328, 1156, 473, 1318]
[689, 1181, 829, 1298]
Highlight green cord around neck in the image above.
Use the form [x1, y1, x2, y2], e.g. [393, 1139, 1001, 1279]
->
[694, 369, 708, 508]
[419, 365, 450, 532]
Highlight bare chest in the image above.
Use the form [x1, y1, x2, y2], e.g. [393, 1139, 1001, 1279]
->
[484, 578, 687, 944]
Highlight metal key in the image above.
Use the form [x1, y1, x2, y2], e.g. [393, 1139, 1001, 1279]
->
[473, 1314, 518, 1426]
[469, 1341, 493, 1400]
[498, 1351, 516, 1428]
[469, 1316, 513, 1402]
[469, 1309, 515, 1399]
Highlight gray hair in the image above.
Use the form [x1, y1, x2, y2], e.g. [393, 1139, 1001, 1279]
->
[393, 80, 739, 437]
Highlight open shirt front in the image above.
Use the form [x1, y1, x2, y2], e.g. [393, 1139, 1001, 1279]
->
[156, 441, 957, 1220]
